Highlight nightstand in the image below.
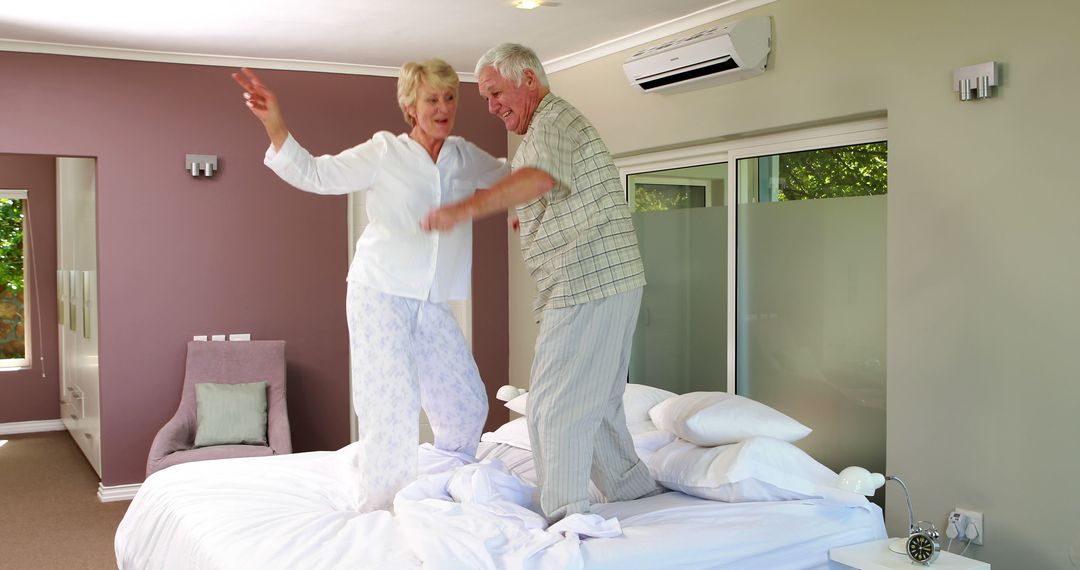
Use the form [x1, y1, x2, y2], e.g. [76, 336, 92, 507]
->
[830, 538, 990, 569]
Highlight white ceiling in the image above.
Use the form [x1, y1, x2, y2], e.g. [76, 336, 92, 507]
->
[0, 0, 771, 78]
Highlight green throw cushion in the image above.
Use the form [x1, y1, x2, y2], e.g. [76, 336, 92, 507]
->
[194, 381, 269, 448]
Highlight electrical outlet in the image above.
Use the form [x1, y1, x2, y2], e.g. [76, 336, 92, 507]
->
[955, 507, 984, 545]
[946, 511, 968, 540]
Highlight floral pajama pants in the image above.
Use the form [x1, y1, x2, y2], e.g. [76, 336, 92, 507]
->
[345, 282, 488, 512]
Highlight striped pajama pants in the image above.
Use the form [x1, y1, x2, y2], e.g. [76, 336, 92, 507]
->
[346, 282, 488, 512]
[527, 287, 663, 522]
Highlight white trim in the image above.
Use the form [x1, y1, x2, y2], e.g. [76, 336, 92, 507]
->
[0, 419, 65, 435]
[0, 39, 470, 80]
[544, 0, 776, 74]
[98, 482, 141, 502]
[0, 189, 28, 200]
[615, 117, 888, 174]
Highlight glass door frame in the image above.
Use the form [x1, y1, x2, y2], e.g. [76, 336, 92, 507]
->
[616, 117, 888, 395]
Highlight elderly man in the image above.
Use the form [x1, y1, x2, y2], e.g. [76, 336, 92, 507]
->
[422, 43, 663, 522]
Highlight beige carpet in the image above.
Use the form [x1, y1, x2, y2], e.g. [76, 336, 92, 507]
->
[0, 430, 129, 570]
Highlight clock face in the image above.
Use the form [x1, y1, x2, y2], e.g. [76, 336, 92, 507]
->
[907, 533, 938, 564]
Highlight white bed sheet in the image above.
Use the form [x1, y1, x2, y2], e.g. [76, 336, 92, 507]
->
[117, 442, 885, 570]
[477, 442, 887, 569]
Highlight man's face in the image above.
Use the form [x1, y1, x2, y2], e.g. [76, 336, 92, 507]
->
[477, 66, 534, 135]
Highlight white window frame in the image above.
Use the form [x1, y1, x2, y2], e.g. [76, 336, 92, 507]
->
[0, 189, 31, 370]
[615, 117, 888, 393]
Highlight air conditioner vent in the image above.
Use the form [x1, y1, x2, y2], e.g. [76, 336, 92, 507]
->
[637, 57, 739, 91]
[623, 16, 771, 94]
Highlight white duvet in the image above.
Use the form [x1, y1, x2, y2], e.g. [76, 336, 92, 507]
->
[116, 442, 885, 569]
[118, 444, 622, 570]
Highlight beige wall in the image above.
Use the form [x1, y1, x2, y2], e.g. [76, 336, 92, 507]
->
[507, 0, 1080, 566]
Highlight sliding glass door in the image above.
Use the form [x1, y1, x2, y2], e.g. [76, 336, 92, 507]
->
[620, 119, 887, 478]
[627, 163, 728, 394]
[734, 142, 887, 476]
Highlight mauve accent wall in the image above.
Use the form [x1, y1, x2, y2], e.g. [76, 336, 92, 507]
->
[0, 154, 61, 422]
[0, 51, 508, 486]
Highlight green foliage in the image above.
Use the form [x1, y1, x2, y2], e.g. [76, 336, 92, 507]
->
[0, 199, 24, 293]
[635, 184, 692, 212]
[777, 142, 888, 201]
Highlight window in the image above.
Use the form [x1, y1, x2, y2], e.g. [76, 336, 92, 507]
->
[734, 141, 887, 479]
[619, 119, 887, 479]
[0, 189, 29, 369]
[627, 165, 728, 395]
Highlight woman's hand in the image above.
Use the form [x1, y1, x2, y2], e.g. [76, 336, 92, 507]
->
[231, 67, 289, 150]
[421, 202, 469, 232]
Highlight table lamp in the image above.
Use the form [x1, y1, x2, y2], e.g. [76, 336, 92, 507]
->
[837, 466, 941, 565]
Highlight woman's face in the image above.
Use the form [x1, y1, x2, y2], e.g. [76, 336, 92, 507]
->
[410, 82, 457, 141]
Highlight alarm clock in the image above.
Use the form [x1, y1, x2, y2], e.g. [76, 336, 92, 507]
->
[905, 521, 941, 565]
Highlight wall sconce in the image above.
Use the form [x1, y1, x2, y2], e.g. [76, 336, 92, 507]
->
[953, 61, 999, 101]
[185, 154, 218, 177]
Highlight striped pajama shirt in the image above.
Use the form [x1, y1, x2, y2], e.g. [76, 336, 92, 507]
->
[513, 93, 664, 522]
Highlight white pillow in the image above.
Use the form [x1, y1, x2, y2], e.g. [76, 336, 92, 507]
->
[623, 384, 677, 423]
[480, 417, 675, 454]
[504, 392, 528, 415]
[503, 383, 676, 424]
[648, 391, 811, 446]
[480, 417, 531, 450]
[630, 428, 676, 453]
[643, 436, 867, 505]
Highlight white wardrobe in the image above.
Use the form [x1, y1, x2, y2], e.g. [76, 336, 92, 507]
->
[56, 157, 101, 477]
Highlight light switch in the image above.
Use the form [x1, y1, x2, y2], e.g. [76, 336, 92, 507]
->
[228, 333, 251, 341]
[210, 334, 226, 341]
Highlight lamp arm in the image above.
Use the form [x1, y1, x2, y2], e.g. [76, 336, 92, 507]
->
[886, 475, 915, 535]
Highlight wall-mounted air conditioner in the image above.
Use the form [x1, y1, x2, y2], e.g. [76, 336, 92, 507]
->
[623, 15, 772, 94]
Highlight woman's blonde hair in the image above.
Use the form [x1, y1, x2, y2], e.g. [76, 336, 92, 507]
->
[397, 59, 460, 127]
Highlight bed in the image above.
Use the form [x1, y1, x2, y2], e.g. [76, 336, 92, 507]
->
[116, 389, 886, 569]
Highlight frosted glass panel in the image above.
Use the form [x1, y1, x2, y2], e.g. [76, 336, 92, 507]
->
[736, 144, 886, 478]
[628, 163, 727, 393]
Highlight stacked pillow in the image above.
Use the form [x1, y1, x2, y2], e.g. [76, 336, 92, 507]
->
[495, 386, 863, 505]
[644, 391, 864, 504]
[504, 383, 675, 427]
[647, 391, 811, 446]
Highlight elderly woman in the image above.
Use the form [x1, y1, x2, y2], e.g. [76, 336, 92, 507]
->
[232, 60, 507, 512]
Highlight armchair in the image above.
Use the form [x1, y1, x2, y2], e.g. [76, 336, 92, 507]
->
[146, 340, 291, 476]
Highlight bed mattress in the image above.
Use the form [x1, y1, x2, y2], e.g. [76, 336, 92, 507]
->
[116, 442, 885, 569]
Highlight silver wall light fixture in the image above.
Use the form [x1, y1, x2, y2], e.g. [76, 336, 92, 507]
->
[185, 154, 218, 177]
[953, 61, 999, 101]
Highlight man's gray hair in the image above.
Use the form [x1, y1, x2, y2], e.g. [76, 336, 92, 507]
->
[475, 43, 549, 88]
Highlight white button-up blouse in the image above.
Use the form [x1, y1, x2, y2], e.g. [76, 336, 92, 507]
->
[265, 132, 507, 303]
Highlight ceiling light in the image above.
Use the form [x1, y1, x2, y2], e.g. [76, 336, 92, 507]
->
[514, 0, 542, 9]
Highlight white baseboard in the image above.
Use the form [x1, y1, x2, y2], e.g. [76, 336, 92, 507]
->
[0, 419, 66, 435]
[98, 482, 141, 502]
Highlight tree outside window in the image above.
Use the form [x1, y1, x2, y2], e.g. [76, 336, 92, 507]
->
[0, 197, 26, 361]
[776, 142, 887, 200]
